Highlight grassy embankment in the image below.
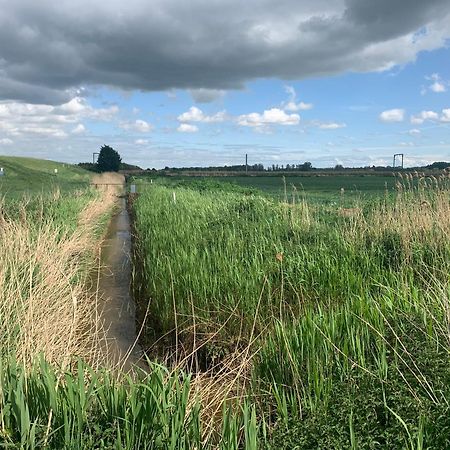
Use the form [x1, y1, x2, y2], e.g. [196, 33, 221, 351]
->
[132, 172, 450, 448]
[0, 158, 256, 449]
[0, 156, 91, 199]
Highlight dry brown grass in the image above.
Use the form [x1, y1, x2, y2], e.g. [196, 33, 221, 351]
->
[337, 173, 450, 258]
[338, 207, 362, 218]
[0, 186, 118, 369]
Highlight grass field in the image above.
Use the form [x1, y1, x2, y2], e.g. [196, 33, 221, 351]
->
[213, 174, 397, 200]
[132, 172, 450, 448]
[131, 173, 398, 205]
[1, 160, 448, 448]
[0, 155, 91, 198]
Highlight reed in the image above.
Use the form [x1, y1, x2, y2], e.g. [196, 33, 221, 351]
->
[132, 176, 450, 448]
[0, 187, 116, 368]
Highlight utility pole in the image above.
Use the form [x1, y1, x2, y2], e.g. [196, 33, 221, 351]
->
[393, 153, 404, 169]
[245, 153, 248, 175]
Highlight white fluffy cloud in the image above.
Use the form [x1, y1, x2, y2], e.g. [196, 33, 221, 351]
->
[284, 101, 313, 112]
[379, 109, 405, 122]
[177, 123, 199, 133]
[178, 106, 226, 123]
[410, 110, 439, 124]
[409, 128, 421, 135]
[421, 110, 439, 120]
[0, 97, 119, 139]
[425, 73, 447, 93]
[0, 138, 13, 145]
[282, 86, 313, 112]
[238, 108, 300, 127]
[71, 123, 86, 134]
[430, 81, 446, 92]
[440, 109, 450, 122]
[120, 119, 153, 133]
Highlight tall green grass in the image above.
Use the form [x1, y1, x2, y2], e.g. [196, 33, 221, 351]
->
[0, 187, 260, 449]
[2, 169, 448, 448]
[132, 176, 449, 447]
[133, 181, 449, 339]
[0, 358, 259, 449]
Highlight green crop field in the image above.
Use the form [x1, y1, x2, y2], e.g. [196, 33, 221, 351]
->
[131, 173, 398, 205]
[213, 174, 397, 200]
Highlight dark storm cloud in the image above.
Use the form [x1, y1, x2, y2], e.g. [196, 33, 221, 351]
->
[1, 0, 449, 104]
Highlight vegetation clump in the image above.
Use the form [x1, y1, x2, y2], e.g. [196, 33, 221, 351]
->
[96, 145, 122, 173]
[131, 172, 450, 447]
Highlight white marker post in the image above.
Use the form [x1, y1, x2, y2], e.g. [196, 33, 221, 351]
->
[0, 167, 4, 177]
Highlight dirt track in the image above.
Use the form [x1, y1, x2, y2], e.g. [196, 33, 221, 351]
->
[92, 172, 125, 185]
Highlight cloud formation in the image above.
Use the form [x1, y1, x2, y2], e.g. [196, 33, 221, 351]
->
[426, 73, 447, 93]
[120, 119, 153, 132]
[410, 110, 439, 124]
[177, 123, 199, 133]
[71, 123, 86, 134]
[0, 97, 119, 138]
[177, 107, 226, 123]
[1, 0, 449, 104]
[317, 122, 346, 129]
[439, 109, 450, 122]
[189, 89, 226, 103]
[282, 86, 313, 111]
[379, 109, 405, 122]
[237, 108, 300, 127]
[135, 138, 149, 145]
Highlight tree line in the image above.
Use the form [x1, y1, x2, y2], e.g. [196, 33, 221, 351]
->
[79, 145, 450, 173]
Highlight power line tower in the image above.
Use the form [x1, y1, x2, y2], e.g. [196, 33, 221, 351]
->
[393, 153, 404, 169]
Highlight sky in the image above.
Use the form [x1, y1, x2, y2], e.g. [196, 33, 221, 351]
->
[0, 0, 449, 169]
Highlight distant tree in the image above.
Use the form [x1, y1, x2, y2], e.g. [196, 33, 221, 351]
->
[334, 164, 344, 170]
[120, 162, 143, 171]
[426, 161, 450, 170]
[78, 162, 99, 172]
[96, 145, 122, 172]
[299, 161, 313, 171]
